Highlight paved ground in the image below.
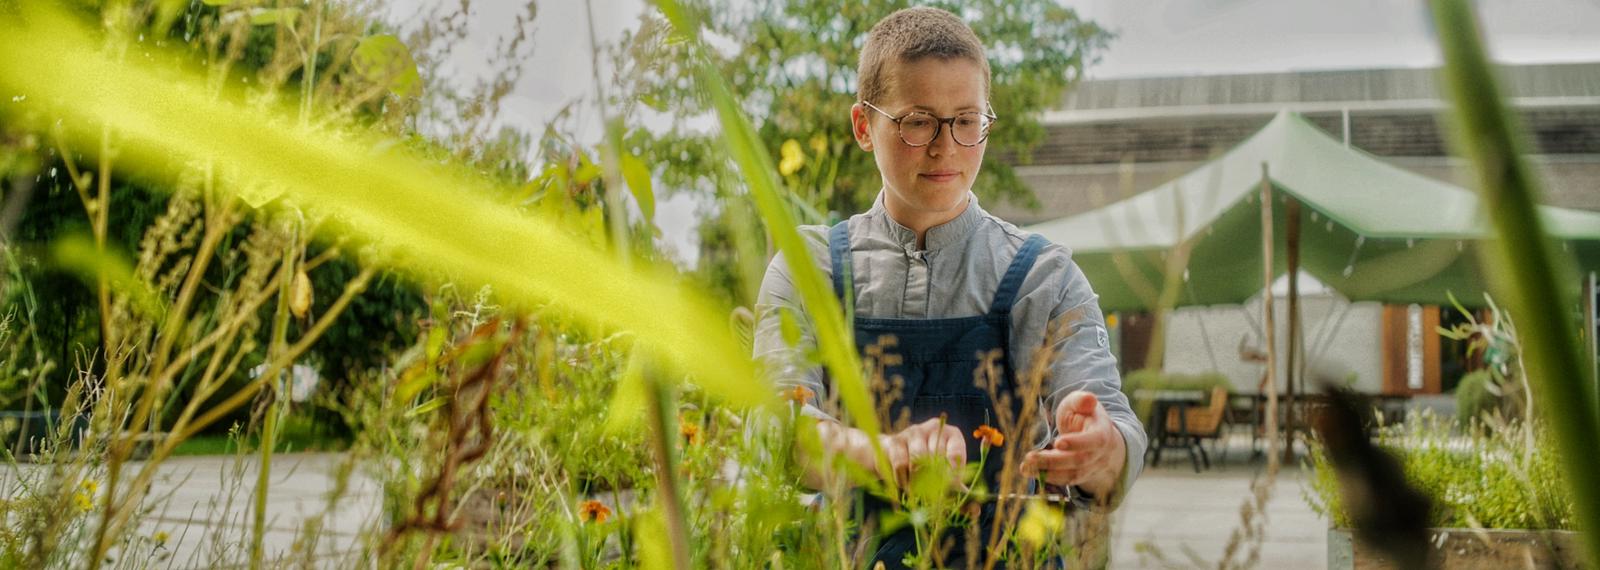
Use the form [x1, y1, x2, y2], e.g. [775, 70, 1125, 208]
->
[5, 435, 1329, 568]
[1109, 438, 1327, 569]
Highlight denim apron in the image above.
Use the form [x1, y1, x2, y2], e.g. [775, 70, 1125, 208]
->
[829, 221, 1048, 569]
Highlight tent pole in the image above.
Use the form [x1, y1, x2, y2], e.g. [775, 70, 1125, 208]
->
[1285, 196, 1302, 462]
[1259, 163, 1280, 464]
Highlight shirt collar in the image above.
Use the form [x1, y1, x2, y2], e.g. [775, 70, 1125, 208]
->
[868, 191, 984, 252]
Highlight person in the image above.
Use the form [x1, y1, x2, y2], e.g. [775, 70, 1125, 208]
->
[751, 6, 1146, 567]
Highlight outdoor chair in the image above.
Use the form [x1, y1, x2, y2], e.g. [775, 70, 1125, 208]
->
[1163, 386, 1230, 471]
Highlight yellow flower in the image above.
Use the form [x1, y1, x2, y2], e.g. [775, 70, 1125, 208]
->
[973, 425, 1005, 448]
[153, 530, 169, 547]
[778, 139, 806, 176]
[808, 134, 828, 157]
[1105, 313, 1118, 328]
[1016, 499, 1064, 548]
[73, 491, 92, 513]
[80, 478, 98, 495]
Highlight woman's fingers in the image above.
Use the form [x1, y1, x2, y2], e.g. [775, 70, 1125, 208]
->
[1021, 449, 1094, 485]
[879, 419, 977, 487]
[904, 429, 931, 472]
[940, 424, 966, 470]
[1053, 428, 1110, 451]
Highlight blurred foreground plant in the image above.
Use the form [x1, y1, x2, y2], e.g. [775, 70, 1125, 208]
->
[1431, 0, 1600, 565]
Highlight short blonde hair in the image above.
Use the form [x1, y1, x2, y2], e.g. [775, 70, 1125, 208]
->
[856, 7, 991, 105]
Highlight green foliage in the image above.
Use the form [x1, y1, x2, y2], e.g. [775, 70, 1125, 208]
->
[628, 0, 1107, 212]
[1438, 293, 1528, 427]
[1121, 369, 1233, 395]
[1453, 369, 1495, 427]
[1306, 414, 1574, 531]
[617, 0, 1110, 304]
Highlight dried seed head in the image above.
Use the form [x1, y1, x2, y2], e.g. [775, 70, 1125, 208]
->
[290, 269, 313, 318]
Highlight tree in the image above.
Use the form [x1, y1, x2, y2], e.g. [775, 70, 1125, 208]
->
[615, 0, 1110, 304]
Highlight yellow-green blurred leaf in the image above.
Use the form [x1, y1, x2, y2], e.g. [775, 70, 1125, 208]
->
[51, 233, 164, 318]
[634, 509, 675, 570]
[605, 354, 649, 433]
[425, 326, 448, 361]
[352, 34, 421, 98]
[573, 152, 601, 186]
[777, 308, 802, 348]
[250, 7, 299, 26]
[406, 395, 448, 418]
[620, 151, 654, 223]
[394, 368, 437, 403]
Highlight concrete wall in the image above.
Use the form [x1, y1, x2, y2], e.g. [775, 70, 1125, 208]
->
[1154, 295, 1385, 395]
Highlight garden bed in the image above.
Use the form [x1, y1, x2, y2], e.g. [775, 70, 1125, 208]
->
[1328, 528, 1585, 569]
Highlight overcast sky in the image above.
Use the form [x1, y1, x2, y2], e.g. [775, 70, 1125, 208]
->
[381, 0, 1600, 264]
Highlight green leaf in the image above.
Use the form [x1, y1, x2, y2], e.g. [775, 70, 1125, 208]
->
[425, 326, 448, 361]
[620, 151, 655, 223]
[605, 354, 650, 433]
[573, 151, 601, 185]
[405, 396, 448, 418]
[51, 232, 165, 318]
[249, 8, 299, 26]
[394, 369, 437, 404]
[654, 0, 891, 495]
[777, 307, 801, 347]
[352, 35, 421, 98]
[634, 509, 676, 570]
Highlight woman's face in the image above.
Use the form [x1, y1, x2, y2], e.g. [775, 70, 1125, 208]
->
[852, 57, 989, 229]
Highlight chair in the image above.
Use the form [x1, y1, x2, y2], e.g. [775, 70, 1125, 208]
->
[1164, 386, 1229, 471]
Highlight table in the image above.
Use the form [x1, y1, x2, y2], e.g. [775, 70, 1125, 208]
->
[1133, 389, 1207, 472]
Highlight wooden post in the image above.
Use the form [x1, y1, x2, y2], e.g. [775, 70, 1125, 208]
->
[1285, 196, 1301, 460]
[1259, 164, 1279, 462]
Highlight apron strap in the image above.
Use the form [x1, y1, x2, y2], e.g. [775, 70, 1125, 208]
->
[828, 221, 853, 304]
[990, 234, 1049, 315]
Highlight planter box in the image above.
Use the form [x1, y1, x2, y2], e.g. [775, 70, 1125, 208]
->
[1329, 528, 1586, 569]
[0, 409, 89, 458]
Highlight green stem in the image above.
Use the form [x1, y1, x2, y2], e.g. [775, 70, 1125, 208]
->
[253, 220, 298, 570]
[1430, 1, 1600, 566]
[645, 367, 692, 569]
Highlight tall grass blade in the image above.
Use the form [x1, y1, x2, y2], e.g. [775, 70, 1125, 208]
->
[0, 6, 768, 413]
[1430, 0, 1600, 565]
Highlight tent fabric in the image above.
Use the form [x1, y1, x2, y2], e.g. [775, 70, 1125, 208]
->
[1026, 111, 1600, 312]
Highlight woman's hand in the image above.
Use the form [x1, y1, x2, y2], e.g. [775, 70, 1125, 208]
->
[876, 417, 967, 488]
[1020, 391, 1126, 499]
[805, 417, 966, 491]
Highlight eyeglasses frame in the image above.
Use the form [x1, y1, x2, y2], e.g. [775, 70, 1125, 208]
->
[860, 100, 998, 148]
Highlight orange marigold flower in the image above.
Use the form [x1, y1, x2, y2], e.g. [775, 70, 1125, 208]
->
[783, 385, 815, 404]
[680, 419, 701, 444]
[578, 499, 611, 523]
[973, 425, 1005, 448]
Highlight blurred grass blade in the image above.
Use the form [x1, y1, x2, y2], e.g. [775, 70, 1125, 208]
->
[1430, 0, 1600, 565]
[0, 5, 768, 414]
[653, 0, 897, 492]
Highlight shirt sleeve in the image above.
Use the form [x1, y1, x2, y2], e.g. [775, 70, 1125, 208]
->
[752, 250, 837, 422]
[1043, 256, 1147, 508]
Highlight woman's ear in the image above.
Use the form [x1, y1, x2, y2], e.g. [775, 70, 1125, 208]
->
[850, 103, 874, 152]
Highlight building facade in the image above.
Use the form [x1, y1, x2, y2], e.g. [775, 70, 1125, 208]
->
[1000, 62, 1600, 395]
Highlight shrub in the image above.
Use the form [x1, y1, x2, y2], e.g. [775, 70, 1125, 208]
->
[1306, 413, 1573, 531]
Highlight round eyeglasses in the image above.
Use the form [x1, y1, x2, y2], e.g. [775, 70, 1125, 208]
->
[861, 100, 997, 147]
